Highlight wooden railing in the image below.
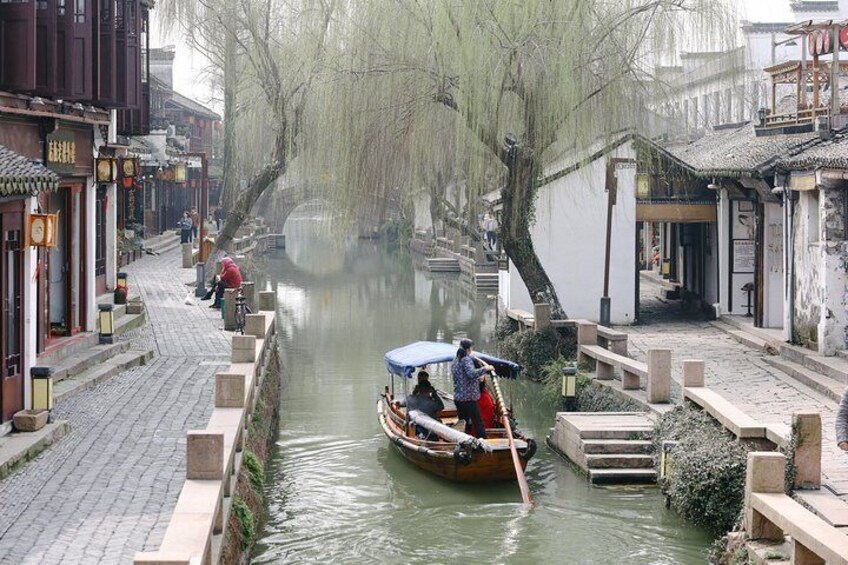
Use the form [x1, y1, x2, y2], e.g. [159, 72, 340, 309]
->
[134, 295, 277, 565]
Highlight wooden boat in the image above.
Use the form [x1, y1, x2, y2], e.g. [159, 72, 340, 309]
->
[378, 341, 537, 482]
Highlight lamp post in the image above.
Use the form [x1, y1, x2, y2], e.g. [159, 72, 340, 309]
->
[31, 367, 54, 421]
[184, 152, 209, 261]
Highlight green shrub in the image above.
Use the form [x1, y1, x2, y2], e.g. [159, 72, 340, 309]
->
[498, 326, 576, 380]
[655, 405, 751, 534]
[232, 496, 256, 550]
[243, 450, 265, 492]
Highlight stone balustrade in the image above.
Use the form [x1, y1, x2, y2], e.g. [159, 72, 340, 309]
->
[134, 306, 277, 565]
[744, 451, 848, 564]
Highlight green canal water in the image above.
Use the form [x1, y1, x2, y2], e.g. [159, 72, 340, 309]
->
[252, 208, 714, 564]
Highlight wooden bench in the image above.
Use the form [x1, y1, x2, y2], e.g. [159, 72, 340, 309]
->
[683, 386, 766, 439]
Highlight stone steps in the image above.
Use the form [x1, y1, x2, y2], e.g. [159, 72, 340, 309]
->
[142, 232, 181, 255]
[581, 439, 654, 455]
[710, 320, 777, 354]
[584, 454, 654, 469]
[548, 412, 657, 485]
[51, 342, 131, 383]
[764, 357, 845, 404]
[54, 349, 154, 404]
[587, 468, 657, 485]
[779, 343, 848, 385]
[427, 258, 460, 273]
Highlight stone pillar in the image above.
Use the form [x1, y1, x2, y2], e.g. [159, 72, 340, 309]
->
[231, 335, 256, 364]
[682, 360, 705, 388]
[791, 412, 822, 490]
[534, 303, 551, 330]
[223, 288, 237, 331]
[186, 431, 224, 480]
[646, 349, 671, 403]
[576, 321, 598, 365]
[609, 338, 628, 356]
[194, 262, 206, 297]
[215, 372, 246, 408]
[181, 242, 193, 268]
[258, 291, 276, 311]
[241, 281, 255, 312]
[245, 313, 266, 338]
[744, 452, 786, 541]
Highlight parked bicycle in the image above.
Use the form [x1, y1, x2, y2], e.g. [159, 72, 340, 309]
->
[234, 286, 252, 335]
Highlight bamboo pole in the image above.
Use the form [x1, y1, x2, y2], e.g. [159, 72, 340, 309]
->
[490, 376, 532, 506]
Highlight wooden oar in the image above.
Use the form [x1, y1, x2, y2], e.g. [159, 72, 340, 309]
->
[490, 376, 532, 506]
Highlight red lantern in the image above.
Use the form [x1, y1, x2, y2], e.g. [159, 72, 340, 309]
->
[840, 26, 848, 51]
[809, 31, 819, 55]
[816, 31, 825, 55]
[823, 30, 832, 55]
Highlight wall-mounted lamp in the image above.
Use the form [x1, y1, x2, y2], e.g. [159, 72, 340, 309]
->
[660, 440, 678, 480]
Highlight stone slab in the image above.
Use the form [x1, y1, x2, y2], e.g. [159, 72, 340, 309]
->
[796, 490, 848, 527]
[684, 387, 766, 439]
[0, 421, 70, 480]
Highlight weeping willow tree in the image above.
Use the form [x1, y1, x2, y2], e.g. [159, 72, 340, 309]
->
[302, 0, 733, 317]
[158, 0, 337, 252]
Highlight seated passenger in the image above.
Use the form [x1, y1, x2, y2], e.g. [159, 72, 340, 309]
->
[477, 378, 499, 431]
[406, 379, 445, 440]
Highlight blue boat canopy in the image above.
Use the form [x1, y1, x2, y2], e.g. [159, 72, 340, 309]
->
[384, 341, 522, 379]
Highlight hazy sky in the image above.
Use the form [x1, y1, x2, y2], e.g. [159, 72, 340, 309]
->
[149, 0, 803, 112]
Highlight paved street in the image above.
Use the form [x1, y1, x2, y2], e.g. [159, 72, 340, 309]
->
[627, 277, 848, 497]
[0, 249, 231, 565]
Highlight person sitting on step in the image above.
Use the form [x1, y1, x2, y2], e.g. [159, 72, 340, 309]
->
[202, 257, 242, 309]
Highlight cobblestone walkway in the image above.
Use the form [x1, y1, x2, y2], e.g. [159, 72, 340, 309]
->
[0, 249, 232, 565]
[625, 277, 848, 497]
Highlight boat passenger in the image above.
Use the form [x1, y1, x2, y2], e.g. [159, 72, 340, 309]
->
[406, 379, 445, 440]
[412, 369, 430, 395]
[451, 339, 493, 439]
[477, 379, 498, 430]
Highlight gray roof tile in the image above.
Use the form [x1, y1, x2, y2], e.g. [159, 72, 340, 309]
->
[0, 145, 59, 197]
[776, 131, 848, 170]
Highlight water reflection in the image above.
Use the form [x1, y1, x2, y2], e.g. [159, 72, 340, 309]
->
[252, 209, 712, 564]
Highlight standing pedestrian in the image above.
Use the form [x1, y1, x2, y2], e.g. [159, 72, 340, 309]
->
[190, 207, 200, 242]
[451, 339, 493, 439]
[214, 206, 224, 231]
[484, 213, 498, 249]
[837, 388, 848, 452]
[179, 211, 192, 244]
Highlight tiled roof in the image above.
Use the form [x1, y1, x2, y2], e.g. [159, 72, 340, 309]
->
[776, 131, 848, 170]
[663, 123, 820, 177]
[0, 145, 59, 197]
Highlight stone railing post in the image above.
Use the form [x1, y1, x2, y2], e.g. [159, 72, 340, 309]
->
[241, 281, 255, 312]
[576, 321, 598, 365]
[186, 431, 224, 480]
[181, 242, 193, 268]
[744, 452, 786, 541]
[223, 288, 237, 331]
[258, 291, 276, 312]
[245, 313, 266, 339]
[194, 263, 206, 297]
[682, 360, 705, 388]
[215, 372, 246, 408]
[231, 335, 256, 364]
[791, 412, 822, 490]
[534, 303, 551, 330]
[646, 349, 671, 403]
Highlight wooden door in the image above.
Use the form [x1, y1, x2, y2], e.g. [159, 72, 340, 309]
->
[0, 0, 37, 92]
[0, 205, 25, 422]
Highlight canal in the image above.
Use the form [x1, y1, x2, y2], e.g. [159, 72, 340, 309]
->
[253, 207, 713, 564]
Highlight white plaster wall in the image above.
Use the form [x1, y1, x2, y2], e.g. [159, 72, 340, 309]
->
[508, 143, 637, 324]
[106, 183, 117, 290]
[818, 186, 848, 355]
[793, 190, 823, 344]
[84, 179, 96, 331]
[23, 197, 38, 410]
[763, 202, 785, 329]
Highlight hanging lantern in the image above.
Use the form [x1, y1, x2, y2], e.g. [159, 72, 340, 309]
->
[174, 162, 187, 183]
[95, 157, 118, 183]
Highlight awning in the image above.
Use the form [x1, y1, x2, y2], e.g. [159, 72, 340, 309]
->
[636, 201, 717, 223]
[0, 145, 59, 197]
[384, 341, 522, 379]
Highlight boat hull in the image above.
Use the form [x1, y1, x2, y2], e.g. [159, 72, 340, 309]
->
[378, 399, 532, 482]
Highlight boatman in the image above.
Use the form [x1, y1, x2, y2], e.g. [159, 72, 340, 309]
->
[451, 339, 493, 439]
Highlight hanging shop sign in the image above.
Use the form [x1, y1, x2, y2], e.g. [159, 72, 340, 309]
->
[96, 158, 118, 183]
[124, 184, 143, 226]
[120, 158, 139, 188]
[174, 162, 187, 183]
[46, 130, 76, 175]
[807, 27, 848, 56]
[26, 213, 59, 248]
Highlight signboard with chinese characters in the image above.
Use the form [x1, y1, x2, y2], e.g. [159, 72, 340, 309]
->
[46, 130, 76, 175]
[26, 213, 59, 248]
[124, 185, 143, 227]
[733, 239, 755, 273]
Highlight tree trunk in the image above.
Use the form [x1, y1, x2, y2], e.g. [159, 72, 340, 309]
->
[501, 151, 565, 318]
[220, 29, 239, 214]
[214, 132, 285, 254]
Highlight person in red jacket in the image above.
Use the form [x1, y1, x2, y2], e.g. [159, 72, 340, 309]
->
[203, 256, 242, 308]
[477, 378, 499, 432]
